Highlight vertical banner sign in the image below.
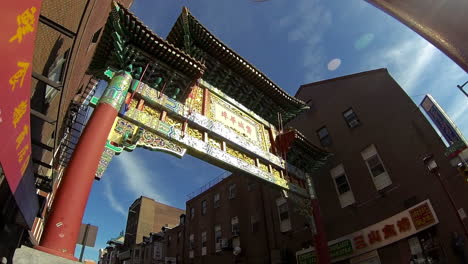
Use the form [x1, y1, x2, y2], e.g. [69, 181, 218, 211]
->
[420, 95, 467, 157]
[0, 0, 41, 227]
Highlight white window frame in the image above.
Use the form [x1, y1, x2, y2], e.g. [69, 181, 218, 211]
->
[361, 144, 392, 190]
[190, 207, 195, 219]
[201, 231, 207, 256]
[330, 164, 355, 208]
[276, 197, 291, 232]
[201, 200, 207, 215]
[214, 193, 220, 208]
[231, 216, 239, 234]
[250, 215, 259, 233]
[228, 184, 236, 199]
[189, 233, 195, 250]
[343, 108, 360, 128]
[214, 225, 222, 252]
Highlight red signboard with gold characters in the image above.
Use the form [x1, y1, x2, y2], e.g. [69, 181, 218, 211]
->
[0, 0, 41, 227]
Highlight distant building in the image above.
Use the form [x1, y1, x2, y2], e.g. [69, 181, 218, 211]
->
[290, 68, 468, 264]
[182, 173, 313, 264]
[99, 233, 126, 264]
[124, 196, 185, 247]
[99, 174, 314, 264]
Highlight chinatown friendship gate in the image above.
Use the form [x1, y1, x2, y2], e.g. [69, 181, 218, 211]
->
[36, 3, 332, 262]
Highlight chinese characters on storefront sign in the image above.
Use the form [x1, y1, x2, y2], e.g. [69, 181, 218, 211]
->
[296, 200, 438, 263]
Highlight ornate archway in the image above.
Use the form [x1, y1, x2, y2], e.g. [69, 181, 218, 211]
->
[36, 3, 332, 263]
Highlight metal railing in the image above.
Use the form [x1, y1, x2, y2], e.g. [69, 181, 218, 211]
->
[186, 171, 231, 200]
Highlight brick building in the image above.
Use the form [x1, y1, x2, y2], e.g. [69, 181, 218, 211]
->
[290, 68, 468, 264]
[124, 196, 185, 247]
[0, 0, 133, 261]
[182, 173, 313, 264]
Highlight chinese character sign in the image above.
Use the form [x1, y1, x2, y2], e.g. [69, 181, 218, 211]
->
[212, 98, 261, 145]
[0, 0, 41, 226]
[296, 200, 438, 263]
[409, 203, 436, 230]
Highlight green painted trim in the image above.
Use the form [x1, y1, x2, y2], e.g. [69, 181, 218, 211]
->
[105, 140, 123, 153]
[90, 96, 99, 107]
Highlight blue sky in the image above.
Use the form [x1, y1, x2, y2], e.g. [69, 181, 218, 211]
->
[76, 0, 467, 260]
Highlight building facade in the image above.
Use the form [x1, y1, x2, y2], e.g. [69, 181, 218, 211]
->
[99, 174, 315, 264]
[290, 68, 468, 264]
[182, 173, 314, 264]
[29, 0, 133, 245]
[1, 0, 133, 261]
[124, 196, 185, 247]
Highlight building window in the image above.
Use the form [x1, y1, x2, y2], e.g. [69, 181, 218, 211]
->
[343, 108, 360, 128]
[189, 234, 194, 258]
[45, 49, 70, 103]
[317, 126, 332, 147]
[201, 200, 207, 215]
[190, 207, 195, 220]
[250, 215, 259, 233]
[330, 164, 355, 208]
[214, 225, 222, 252]
[247, 180, 256, 191]
[189, 234, 194, 249]
[214, 193, 220, 208]
[167, 235, 171, 247]
[201, 231, 207, 247]
[231, 216, 240, 235]
[228, 184, 236, 199]
[177, 231, 181, 243]
[276, 198, 291, 232]
[201, 231, 207, 256]
[361, 144, 392, 190]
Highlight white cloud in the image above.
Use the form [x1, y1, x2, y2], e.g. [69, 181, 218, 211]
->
[103, 181, 127, 217]
[451, 103, 468, 122]
[115, 151, 168, 204]
[278, 0, 332, 82]
[362, 37, 438, 93]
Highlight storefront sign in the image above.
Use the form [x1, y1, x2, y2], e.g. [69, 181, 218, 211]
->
[0, 0, 41, 227]
[296, 200, 438, 263]
[297, 239, 353, 264]
[420, 95, 467, 157]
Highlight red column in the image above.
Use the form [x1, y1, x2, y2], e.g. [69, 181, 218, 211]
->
[311, 198, 331, 264]
[306, 175, 331, 264]
[36, 72, 132, 260]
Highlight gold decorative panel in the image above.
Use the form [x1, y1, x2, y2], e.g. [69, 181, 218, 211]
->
[143, 106, 161, 120]
[187, 126, 203, 140]
[259, 161, 269, 172]
[166, 115, 183, 130]
[208, 136, 222, 149]
[226, 144, 255, 166]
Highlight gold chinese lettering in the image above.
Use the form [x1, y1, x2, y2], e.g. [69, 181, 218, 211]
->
[16, 124, 29, 149]
[9, 62, 30, 91]
[12, 100, 28, 128]
[20, 153, 30, 174]
[17, 144, 29, 163]
[9, 7, 37, 43]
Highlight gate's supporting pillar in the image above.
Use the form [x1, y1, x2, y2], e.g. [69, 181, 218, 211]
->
[36, 72, 132, 260]
[306, 175, 331, 264]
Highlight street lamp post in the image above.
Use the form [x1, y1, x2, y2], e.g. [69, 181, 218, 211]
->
[422, 154, 468, 238]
